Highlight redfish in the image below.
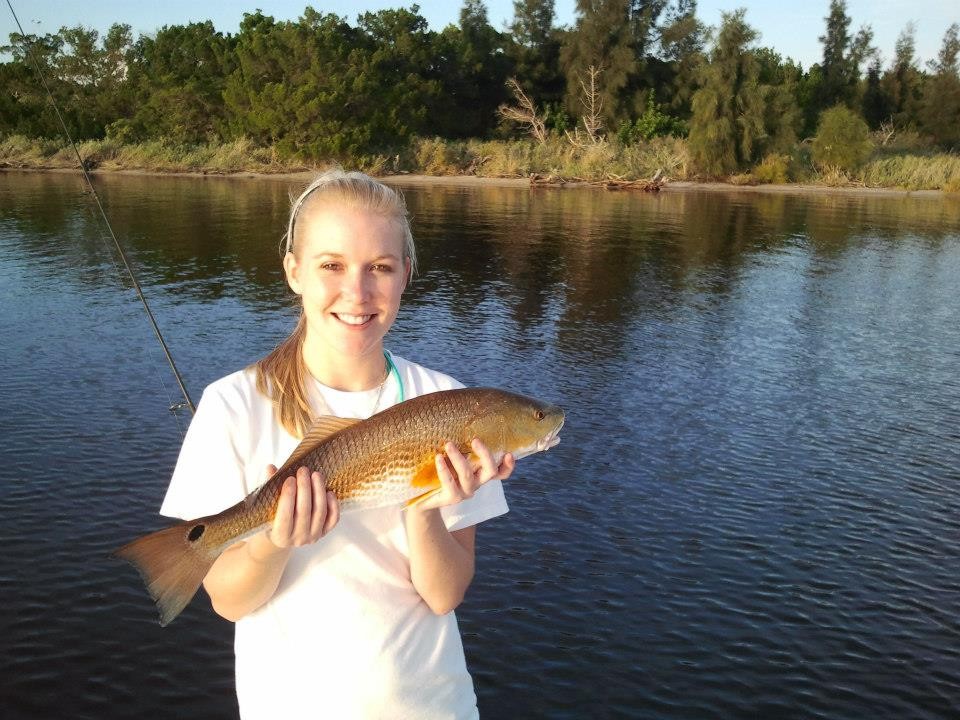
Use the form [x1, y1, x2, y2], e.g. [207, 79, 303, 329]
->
[114, 387, 564, 625]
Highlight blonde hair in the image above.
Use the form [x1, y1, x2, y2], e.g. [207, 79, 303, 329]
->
[253, 169, 416, 438]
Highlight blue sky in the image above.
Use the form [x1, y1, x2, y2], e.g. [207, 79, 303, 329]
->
[3, 1, 957, 70]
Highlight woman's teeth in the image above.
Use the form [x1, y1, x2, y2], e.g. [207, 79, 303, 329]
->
[336, 313, 373, 325]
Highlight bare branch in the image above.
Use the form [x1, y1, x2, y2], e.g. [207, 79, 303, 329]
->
[565, 65, 605, 147]
[498, 78, 548, 144]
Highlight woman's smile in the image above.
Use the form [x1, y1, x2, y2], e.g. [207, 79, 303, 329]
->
[333, 312, 376, 326]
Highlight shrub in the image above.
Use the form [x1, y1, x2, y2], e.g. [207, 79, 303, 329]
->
[811, 105, 873, 171]
[753, 154, 790, 184]
[616, 94, 687, 146]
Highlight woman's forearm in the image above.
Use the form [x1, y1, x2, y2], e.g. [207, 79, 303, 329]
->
[202, 466, 339, 622]
[202, 530, 292, 622]
[405, 508, 476, 615]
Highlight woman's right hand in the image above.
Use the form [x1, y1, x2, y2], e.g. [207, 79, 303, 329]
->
[265, 464, 340, 549]
[204, 465, 340, 621]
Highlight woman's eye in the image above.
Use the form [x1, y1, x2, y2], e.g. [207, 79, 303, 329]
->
[320, 262, 342, 271]
[371, 264, 394, 273]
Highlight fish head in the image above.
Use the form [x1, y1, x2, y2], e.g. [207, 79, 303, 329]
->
[466, 389, 565, 462]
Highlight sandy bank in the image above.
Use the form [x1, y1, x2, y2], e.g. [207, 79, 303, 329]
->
[1, 166, 952, 198]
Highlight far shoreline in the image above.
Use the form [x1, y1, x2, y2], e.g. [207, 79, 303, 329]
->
[1, 166, 951, 199]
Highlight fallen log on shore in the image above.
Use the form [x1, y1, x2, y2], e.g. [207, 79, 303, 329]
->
[530, 169, 665, 192]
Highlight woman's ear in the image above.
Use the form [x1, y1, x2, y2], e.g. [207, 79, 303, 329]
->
[403, 257, 412, 292]
[283, 252, 303, 295]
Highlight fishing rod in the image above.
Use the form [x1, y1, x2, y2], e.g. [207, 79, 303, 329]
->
[5, 0, 195, 414]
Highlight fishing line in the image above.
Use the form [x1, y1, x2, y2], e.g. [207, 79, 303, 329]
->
[6, 0, 196, 416]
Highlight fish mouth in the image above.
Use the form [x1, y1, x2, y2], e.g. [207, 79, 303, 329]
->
[536, 416, 564, 451]
[512, 416, 564, 460]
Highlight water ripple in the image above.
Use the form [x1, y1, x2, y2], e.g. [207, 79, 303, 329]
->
[2, 174, 960, 719]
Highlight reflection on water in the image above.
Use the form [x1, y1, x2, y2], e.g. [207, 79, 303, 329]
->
[2, 171, 960, 719]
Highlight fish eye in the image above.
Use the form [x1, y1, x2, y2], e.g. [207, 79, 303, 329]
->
[535, 410, 544, 421]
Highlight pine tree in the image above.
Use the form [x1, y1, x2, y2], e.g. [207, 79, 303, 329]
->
[688, 10, 798, 174]
[920, 23, 960, 147]
[508, 0, 564, 107]
[688, 10, 762, 174]
[628, 0, 667, 59]
[861, 56, 891, 129]
[512, 0, 554, 48]
[658, 0, 706, 119]
[881, 23, 923, 129]
[817, 0, 874, 111]
[437, 0, 511, 138]
[560, 0, 636, 128]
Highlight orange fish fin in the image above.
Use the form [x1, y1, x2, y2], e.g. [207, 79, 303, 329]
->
[112, 522, 220, 626]
[405, 487, 442, 508]
[284, 415, 360, 468]
[411, 460, 440, 489]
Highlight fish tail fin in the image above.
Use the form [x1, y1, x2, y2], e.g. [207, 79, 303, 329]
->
[113, 523, 218, 626]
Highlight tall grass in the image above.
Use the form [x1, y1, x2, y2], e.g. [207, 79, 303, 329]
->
[409, 136, 690, 181]
[856, 153, 960, 191]
[1, 132, 957, 191]
[0, 135, 304, 173]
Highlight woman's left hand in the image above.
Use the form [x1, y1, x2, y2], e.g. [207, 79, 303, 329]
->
[411, 438, 515, 512]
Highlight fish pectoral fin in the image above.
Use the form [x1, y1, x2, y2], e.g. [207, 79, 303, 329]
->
[412, 461, 440, 488]
[283, 415, 360, 468]
[405, 461, 442, 508]
[404, 487, 442, 509]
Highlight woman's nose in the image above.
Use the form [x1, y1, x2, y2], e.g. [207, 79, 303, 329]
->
[341, 269, 370, 301]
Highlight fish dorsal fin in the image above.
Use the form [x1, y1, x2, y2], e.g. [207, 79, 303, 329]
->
[285, 415, 360, 468]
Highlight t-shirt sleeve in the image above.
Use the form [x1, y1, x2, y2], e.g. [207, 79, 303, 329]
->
[441, 479, 509, 532]
[159, 382, 249, 520]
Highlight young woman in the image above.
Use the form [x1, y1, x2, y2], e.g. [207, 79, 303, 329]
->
[160, 170, 514, 719]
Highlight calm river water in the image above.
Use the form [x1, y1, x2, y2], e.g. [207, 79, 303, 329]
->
[2, 171, 959, 719]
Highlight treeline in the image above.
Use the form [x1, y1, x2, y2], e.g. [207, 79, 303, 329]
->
[2, 0, 959, 176]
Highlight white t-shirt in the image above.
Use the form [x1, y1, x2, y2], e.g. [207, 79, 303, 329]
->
[160, 353, 509, 720]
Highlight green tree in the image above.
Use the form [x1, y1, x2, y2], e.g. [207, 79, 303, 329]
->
[881, 23, 924, 129]
[657, 0, 706, 119]
[560, 0, 636, 128]
[616, 91, 685, 143]
[1, 31, 65, 136]
[629, 0, 667, 60]
[352, 8, 445, 144]
[123, 21, 234, 142]
[860, 56, 891, 129]
[222, 10, 364, 157]
[753, 47, 803, 153]
[817, 0, 874, 111]
[507, 0, 565, 108]
[437, 1, 512, 138]
[919, 23, 960, 147]
[688, 10, 783, 174]
[2, 24, 132, 139]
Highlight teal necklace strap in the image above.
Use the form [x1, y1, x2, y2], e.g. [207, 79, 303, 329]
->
[384, 350, 404, 403]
